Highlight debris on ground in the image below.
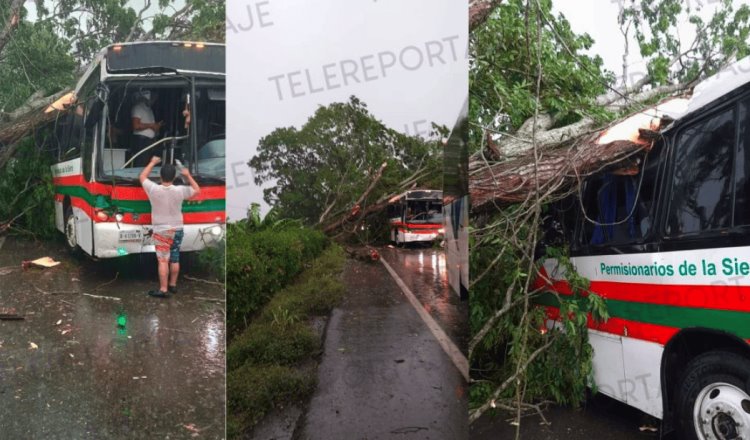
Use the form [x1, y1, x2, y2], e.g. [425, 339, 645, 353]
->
[344, 246, 381, 263]
[22, 257, 60, 270]
[0, 308, 23, 320]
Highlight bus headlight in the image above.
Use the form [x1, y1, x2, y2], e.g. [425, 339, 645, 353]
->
[438, 228, 445, 234]
[114, 213, 124, 222]
[210, 225, 222, 236]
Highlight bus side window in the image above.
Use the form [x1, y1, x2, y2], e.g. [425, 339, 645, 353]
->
[63, 103, 85, 160]
[54, 113, 72, 161]
[734, 99, 750, 226]
[578, 144, 664, 247]
[666, 106, 735, 237]
[82, 100, 98, 181]
[634, 141, 664, 238]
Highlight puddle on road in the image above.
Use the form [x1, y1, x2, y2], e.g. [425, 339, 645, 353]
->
[379, 246, 469, 353]
[0, 237, 225, 438]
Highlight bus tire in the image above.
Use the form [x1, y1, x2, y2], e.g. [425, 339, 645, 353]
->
[674, 350, 750, 440]
[64, 205, 82, 256]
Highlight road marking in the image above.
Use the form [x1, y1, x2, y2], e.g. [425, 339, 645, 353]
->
[380, 258, 469, 382]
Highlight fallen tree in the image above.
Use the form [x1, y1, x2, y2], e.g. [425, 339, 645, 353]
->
[250, 96, 444, 243]
[468, 0, 750, 433]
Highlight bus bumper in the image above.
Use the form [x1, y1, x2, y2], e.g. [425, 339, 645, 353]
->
[402, 231, 440, 242]
[92, 223, 225, 259]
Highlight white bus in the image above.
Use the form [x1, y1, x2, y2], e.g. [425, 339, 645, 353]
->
[387, 189, 444, 246]
[539, 57, 750, 439]
[443, 101, 469, 299]
[50, 41, 226, 258]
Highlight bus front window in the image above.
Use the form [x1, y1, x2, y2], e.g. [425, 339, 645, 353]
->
[406, 201, 443, 223]
[100, 83, 194, 181]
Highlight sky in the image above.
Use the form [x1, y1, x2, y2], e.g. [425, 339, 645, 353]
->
[226, 0, 468, 220]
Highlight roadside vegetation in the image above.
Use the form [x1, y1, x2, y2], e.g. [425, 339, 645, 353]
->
[226, 220, 345, 438]
[0, 138, 56, 237]
[226, 204, 330, 332]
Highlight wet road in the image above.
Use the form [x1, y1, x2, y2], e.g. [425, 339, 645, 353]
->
[0, 236, 225, 439]
[300, 248, 468, 440]
[378, 246, 469, 352]
[471, 393, 664, 440]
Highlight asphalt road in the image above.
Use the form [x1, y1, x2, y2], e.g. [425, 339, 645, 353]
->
[299, 246, 469, 439]
[471, 393, 663, 440]
[0, 236, 225, 439]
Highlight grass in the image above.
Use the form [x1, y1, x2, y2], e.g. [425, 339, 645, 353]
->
[227, 244, 346, 438]
[227, 364, 317, 435]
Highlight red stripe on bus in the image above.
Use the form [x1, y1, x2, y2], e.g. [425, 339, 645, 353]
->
[398, 228, 438, 235]
[539, 275, 750, 313]
[70, 196, 96, 219]
[543, 306, 679, 345]
[53, 175, 225, 201]
[390, 221, 441, 229]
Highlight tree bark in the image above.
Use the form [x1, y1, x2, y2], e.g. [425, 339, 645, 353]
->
[322, 162, 388, 234]
[470, 0, 504, 32]
[0, 0, 23, 57]
[0, 89, 71, 148]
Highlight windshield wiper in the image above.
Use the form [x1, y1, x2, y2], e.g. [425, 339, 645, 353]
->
[190, 175, 225, 185]
[110, 66, 180, 75]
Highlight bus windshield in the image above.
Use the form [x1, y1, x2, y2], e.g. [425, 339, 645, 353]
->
[99, 80, 225, 183]
[406, 200, 443, 223]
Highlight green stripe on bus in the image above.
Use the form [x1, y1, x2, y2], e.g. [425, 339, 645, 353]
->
[534, 291, 750, 338]
[115, 199, 226, 213]
[55, 185, 225, 213]
[56, 186, 109, 208]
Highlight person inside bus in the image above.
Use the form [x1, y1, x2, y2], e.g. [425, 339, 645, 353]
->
[131, 90, 164, 167]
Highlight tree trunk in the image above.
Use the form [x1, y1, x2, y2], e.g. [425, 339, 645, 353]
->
[0, 89, 71, 147]
[0, 0, 23, 57]
[470, 0, 504, 32]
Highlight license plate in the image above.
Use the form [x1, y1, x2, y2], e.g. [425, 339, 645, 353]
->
[119, 230, 142, 242]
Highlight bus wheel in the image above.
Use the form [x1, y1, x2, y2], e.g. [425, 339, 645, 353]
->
[675, 351, 750, 440]
[64, 206, 81, 255]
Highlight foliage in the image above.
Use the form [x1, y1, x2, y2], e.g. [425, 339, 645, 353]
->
[226, 245, 345, 438]
[0, 138, 57, 238]
[227, 364, 316, 437]
[469, 0, 609, 150]
[195, 237, 225, 280]
[469, 218, 608, 411]
[625, 0, 750, 85]
[227, 321, 319, 371]
[0, 0, 225, 111]
[32, 0, 225, 64]
[250, 96, 444, 225]
[226, 220, 329, 331]
[0, 17, 76, 112]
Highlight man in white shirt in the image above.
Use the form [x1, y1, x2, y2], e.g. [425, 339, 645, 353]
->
[131, 90, 163, 167]
[139, 156, 201, 298]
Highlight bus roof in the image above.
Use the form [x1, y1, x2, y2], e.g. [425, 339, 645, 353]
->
[389, 189, 443, 203]
[75, 41, 225, 93]
[664, 55, 750, 124]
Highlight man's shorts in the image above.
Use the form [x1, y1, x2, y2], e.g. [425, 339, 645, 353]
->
[154, 228, 184, 263]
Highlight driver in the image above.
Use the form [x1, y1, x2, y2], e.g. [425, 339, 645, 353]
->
[131, 90, 164, 167]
